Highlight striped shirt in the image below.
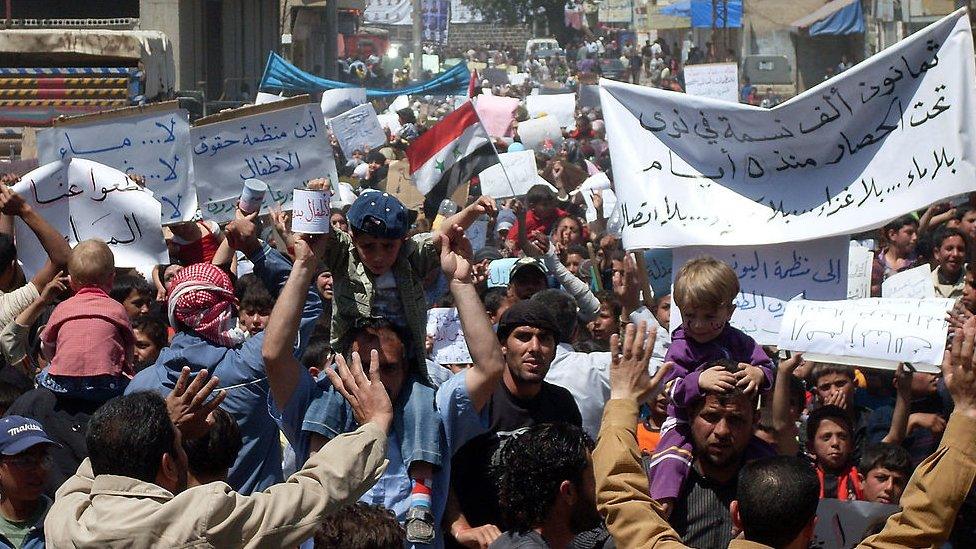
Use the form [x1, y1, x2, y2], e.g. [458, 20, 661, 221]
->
[669, 465, 738, 549]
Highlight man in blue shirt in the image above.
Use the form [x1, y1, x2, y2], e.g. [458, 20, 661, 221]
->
[126, 212, 321, 495]
[263, 226, 506, 548]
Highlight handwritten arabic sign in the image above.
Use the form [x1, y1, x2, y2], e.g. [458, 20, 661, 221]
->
[672, 237, 849, 345]
[881, 263, 935, 298]
[682, 63, 739, 103]
[328, 103, 387, 158]
[847, 243, 874, 299]
[37, 104, 195, 224]
[602, 9, 976, 248]
[776, 297, 953, 372]
[12, 159, 167, 276]
[426, 307, 473, 364]
[190, 99, 338, 223]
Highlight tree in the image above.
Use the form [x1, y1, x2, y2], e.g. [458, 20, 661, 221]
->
[459, 0, 571, 44]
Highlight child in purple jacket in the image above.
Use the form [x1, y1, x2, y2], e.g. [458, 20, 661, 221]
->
[647, 257, 776, 511]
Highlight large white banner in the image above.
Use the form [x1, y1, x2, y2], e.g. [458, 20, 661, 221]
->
[601, 9, 976, 249]
[683, 63, 739, 103]
[672, 236, 849, 345]
[776, 297, 953, 372]
[12, 159, 168, 276]
[37, 104, 195, 224]
[190, 100, 338, 223]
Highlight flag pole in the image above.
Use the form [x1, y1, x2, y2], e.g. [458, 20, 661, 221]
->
[470, 96, 519, 199]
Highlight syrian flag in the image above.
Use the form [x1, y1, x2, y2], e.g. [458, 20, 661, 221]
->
[407, 101, 498, 214]
[468, 68, 480, 98]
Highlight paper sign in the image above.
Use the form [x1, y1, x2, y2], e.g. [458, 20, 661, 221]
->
[426, 308, 473, 364]
[475, 95, 519, 137]
[320, 87, 367, 119]
[672, 237, 850, 345]
[526, 93, 576, 129]
[581, 183, 617, 223]
[382, 160, 425, 210]
[422, 54, 441, 74]
[377, 112, 403, 135]
[37, 104, 196, 223]
[881, 263, 935, 298]
[682, 63, 739, 103]
[847, 243, 874, 299]
[812, 499, 900, 549]
[191, 99, 338, 223]
[488, 258, 518, 288]
[776, 297, 953, 372]
[601, 10, 976, 249]
[478, 150, 547, 198]
[12, 159, 167, 276]
[510, 73, 529, 86]
[255, 92, 285, 105]
[291, 189, 332, 234]
[644, 249, 673, 299]
[328, 103, 388, 158]
[387, 95, 410, 114]
[466, 216, 489, 251]
[516, 116, 564, 152]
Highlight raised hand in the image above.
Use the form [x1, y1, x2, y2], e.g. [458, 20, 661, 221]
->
[609, 320, 673, 402]
[943, 316, 976, 419]
[0, 185, 27, 216]
[165, 367, 226, 440]
[39, 271, 69, 304]
[225, 209, 260, 253]
[440, 224, 474, 284]
[325, 350, 393, 432]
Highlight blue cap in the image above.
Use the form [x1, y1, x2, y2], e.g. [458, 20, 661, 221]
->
[347, 192, 411, 239]
[0, 416, 58, 455]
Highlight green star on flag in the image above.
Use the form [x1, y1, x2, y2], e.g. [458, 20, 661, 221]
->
[435, 159, 446, 172]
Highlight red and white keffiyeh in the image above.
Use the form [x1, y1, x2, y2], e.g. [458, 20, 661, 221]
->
[167, 263, 246, 348]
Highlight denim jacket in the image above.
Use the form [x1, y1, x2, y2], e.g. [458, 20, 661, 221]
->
[323, 229, 439, 384]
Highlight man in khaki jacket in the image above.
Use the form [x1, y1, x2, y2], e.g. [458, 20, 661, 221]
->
[594, 320, 976, 549]
[45, 351, 392, 548]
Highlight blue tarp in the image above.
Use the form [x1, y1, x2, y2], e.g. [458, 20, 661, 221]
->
[658, 1, 691, 17]
[258, 52, 471, 98]
[809, 1, 865, 36]
[690, 1, 743, 28]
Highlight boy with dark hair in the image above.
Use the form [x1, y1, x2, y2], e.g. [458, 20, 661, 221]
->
[859, 442, 911, 505]
[507, 184, 568, 253]
[109, 274, 154, 320]
[809, 362, 872, 462]
[315, 502, 406, 549]
[807, 405, 861, 500]
[185, 407, 243, 487]
[871, 214, 918, 296]
[132, 316, 167, 372]
[235, 274, 274, 336]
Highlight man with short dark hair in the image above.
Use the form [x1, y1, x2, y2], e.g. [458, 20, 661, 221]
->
[451, 299, 582, 535]
[46, 365, 391, 548]
[492, 423, 600, 548]
[731, 456, 820, 548]
[593, 317, 976, 548]
[0, 416, 59, 549]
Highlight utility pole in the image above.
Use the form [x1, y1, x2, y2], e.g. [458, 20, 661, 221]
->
[324, 0, 338, 79]
[412, 0, 423, 80]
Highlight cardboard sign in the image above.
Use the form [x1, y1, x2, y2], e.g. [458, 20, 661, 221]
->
[426, 307, 473, 364]
[328, 103, 388, 158]
[320, 87, 367, 119]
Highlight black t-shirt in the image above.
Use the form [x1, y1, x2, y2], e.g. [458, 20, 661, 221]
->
[6, 387, 101, 497]
[451, 381, 582, 532]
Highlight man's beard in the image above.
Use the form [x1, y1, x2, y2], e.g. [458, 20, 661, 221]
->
[568, 495, 602, 534]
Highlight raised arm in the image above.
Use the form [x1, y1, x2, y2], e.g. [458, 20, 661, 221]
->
[262, 236, 325, 408]
[0, 185, 70, 289]
[525, 231, 600, 320]
[771, 353, 802, 456]
[439, 196, 497, 236]
[440, 225, 505, 412]
[859, 321, 976, 549]
[881, 364, 912, 444]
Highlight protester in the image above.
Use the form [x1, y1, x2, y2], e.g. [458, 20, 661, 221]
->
[870, 215, 919, 296]
[806, 405, 862, 500]
[858, 442, 911, 505]
[0, 416, 57, 549]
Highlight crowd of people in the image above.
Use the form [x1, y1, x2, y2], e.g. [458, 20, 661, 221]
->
[0, 37, 971, 549]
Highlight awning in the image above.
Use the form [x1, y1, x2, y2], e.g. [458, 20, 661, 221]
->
[791, 0, 864, 32]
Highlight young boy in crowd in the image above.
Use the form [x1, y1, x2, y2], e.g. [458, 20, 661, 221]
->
[809, 362, 872, 462]
[39, 239, 135, 398]
[870, 215, 918, 296]
[647, 257, 774, 512]
[858, 442, 911, 505]
[235, 274, 273, 336]
[806, 405, 862, 500]
[506, 184, 568, 253]
[311, 180, 492, 543]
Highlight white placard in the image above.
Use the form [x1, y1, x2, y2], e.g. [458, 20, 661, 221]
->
[478, 150, 548, 198]
[12, 159, 167, 276]
[682, 63, 740, 103]
[387, 95, 410, 114]
[526, 93, 577, 129]
[255, 92, 285, 105]
[291, 189, 332, 234]
[328, 103, 388, 158]
[602, 9, 976, 249]
[847, 243, 874, 299]
[881, 263, 935, 298]
[37, 107, 195, 223]
[191, 101, 338, 223]
[516, 116, 564, 152]
[377, 112, 403, 135]
[426, 307, 473, 364]
[776, 297, 953, 372]
[320, 87, 367, 119]
[672, 237, 849, 345]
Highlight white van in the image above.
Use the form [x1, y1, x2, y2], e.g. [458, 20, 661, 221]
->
[525, 38, 561, 58]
